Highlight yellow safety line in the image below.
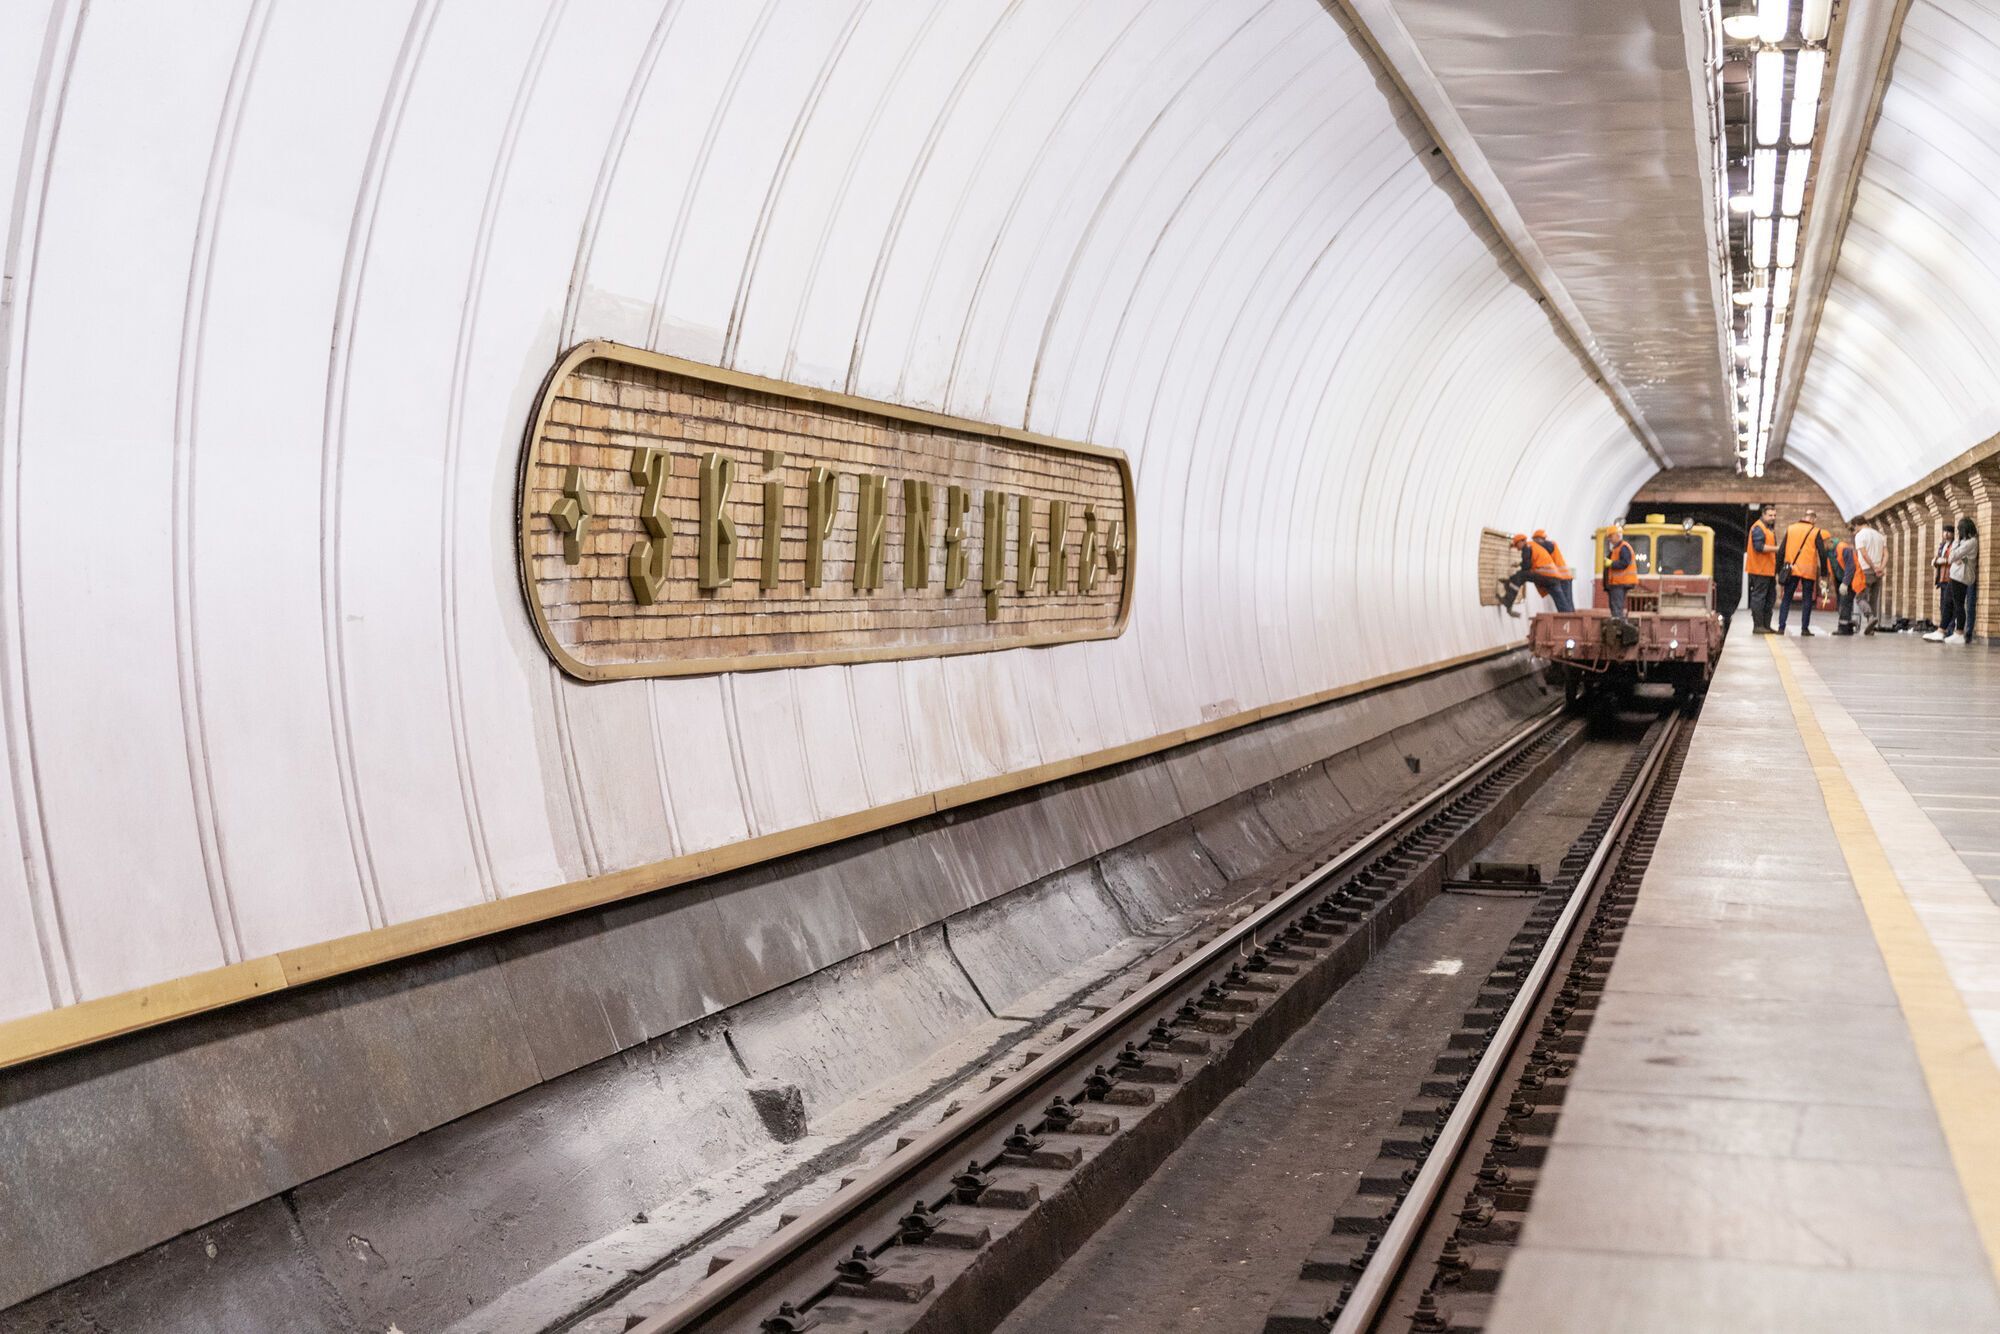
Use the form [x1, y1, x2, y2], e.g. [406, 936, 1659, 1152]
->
[1768, 637, 2000, 1289]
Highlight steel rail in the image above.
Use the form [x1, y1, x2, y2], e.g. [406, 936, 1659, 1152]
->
[1329, 706, 1687, 1334]
[630, 703, 1568, 1334]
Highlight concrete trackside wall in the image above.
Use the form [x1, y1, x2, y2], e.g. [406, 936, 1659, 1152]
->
[0, 652, 1549, 1330]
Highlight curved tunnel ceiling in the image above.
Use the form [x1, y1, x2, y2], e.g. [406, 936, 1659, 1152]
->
[1788, 0, 2000, 514]
[0, 0, 1654, 1019]
[1361, 0, 1733, 466]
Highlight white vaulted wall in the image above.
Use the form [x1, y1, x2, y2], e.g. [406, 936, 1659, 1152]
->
[0, 0, 1649, 1023]
[1788, 0, 2000, 513]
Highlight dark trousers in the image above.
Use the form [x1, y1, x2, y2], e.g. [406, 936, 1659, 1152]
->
[1503, 576, 1573, 614]
[1607, 584, 1629, 620]
[1748, 573, 1775, 630]
[1942, 580, 1976, 637]
[1939, 582, 1952, 629]
[1778, 575, 1815, 633]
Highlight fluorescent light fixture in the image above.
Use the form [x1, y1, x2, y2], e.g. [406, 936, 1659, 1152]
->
[1753, 148, 1778, 214]
[1758, 0, 1790, 42]
[1735, 343, 1753, 360]
[1802, 0, 1832, 40]
[1782, 148, 1811, 213]
[1791, 48, 1825, 144]
[1752, 217, 1773, 268]
[1775, 266, 1795, 311]
[1723, 3, 1762, 40]
[1777, 217, 1799, 267]
[1755, 48, 1786, 146]
[1730, 192, 1755, 214]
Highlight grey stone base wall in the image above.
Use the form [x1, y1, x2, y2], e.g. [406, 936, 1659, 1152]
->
[0, 652, 1548, 1331]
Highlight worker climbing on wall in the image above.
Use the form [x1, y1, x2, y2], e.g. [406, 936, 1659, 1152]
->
[1603, 522, 1640, 623]
[1499, 530, 1574, 617]
[1775, 508, 1831, 637]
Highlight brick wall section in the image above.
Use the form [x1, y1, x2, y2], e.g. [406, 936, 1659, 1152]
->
[1633, 461, 1851, 546]
[523, 356, 1131, 676]
[1477, 527, 1514, 606]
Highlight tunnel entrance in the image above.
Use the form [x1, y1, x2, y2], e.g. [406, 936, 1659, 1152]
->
[1626, 460, 1850, 625]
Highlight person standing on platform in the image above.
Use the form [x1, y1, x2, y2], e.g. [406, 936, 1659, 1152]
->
[1499, 530, 1574, 616]
[1604, 524, 1639, 622]
[1927, 521, 1956, 636]
[1776, 509, 1830, 636]
[1852, 517, 1886, 634]
[1833, 536, 1858, 634]
[1746, 503, 1779, 634]
[1941, 517, 1979, 645]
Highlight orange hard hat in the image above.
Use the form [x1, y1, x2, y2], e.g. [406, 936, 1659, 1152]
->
[1531, 528, 1548, 539]
[1511, 533, 1528, 546]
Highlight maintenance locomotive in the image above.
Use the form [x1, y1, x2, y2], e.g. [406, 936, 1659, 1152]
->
[1527, 513, 1725, 703]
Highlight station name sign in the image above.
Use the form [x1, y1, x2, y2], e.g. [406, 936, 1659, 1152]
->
[517, 343, 1134, 681]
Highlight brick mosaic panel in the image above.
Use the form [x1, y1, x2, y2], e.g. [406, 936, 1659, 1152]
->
[518, 346, 1133, 680]
[1477, 527, 1513, 606]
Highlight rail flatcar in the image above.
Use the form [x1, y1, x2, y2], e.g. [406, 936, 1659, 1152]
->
[1527, 513, 1725, 703]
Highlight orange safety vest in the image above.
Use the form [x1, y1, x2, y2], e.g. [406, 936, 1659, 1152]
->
[1782, 522, 1823, 581]
[1527, 539, 1573, 582]
[1836, 540, 1867, 593]
[1605, 538, 1640, 587]
[1745, 520, 1777, 578]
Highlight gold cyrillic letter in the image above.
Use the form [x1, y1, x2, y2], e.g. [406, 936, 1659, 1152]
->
[696, 451, 737, 590]
[854, 473, 887, 592]
[1047, 499, 1071, 593]
[628, 447, 670, 605]
[902, 479, 933, 590]
[1015, 494, 1042, 594]
[805, 465, 841, 589]
[983, 490, 1008, 621]
[944, 485, 969, 591]
[760, 450, 784, 590]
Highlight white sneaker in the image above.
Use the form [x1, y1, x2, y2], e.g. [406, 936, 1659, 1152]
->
[1924, 630, 1946, 641]
[1946, 633, 1967, 645]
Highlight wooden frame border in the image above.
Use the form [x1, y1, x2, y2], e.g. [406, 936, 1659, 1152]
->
[517, 341, 1137, 681]
[0, 642, 1522, 1071]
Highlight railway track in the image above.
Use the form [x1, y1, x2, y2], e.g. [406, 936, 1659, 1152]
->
[1318, 701, 1693, 1333]
[623, 699, 1684, 1334]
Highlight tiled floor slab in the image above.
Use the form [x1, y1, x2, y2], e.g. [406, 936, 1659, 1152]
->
[1486, 1249, 2000, 1334]
[1551, 1089, 1953, 1168]
[1519, 1144, 1990, 1274]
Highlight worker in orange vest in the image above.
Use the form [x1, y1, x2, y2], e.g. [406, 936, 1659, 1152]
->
[1833, 536, 1863, 634]
[1500, 531, 1575, 616]
[1745, 502, 1779, 634]
[1775, 508, 1830, 636]
[1604, 523, 1640, 622]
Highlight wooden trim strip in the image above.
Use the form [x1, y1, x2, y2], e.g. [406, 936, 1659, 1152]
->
[0, 643, 1524, 1071]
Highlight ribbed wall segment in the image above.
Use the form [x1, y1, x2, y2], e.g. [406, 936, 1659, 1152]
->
[0, 0, 1645, 1019]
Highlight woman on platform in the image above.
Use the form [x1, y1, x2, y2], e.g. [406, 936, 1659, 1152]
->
[1942, 517, 1979, 645]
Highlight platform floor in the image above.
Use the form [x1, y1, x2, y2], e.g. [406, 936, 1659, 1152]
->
[1487, 620, 2000, 1332]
